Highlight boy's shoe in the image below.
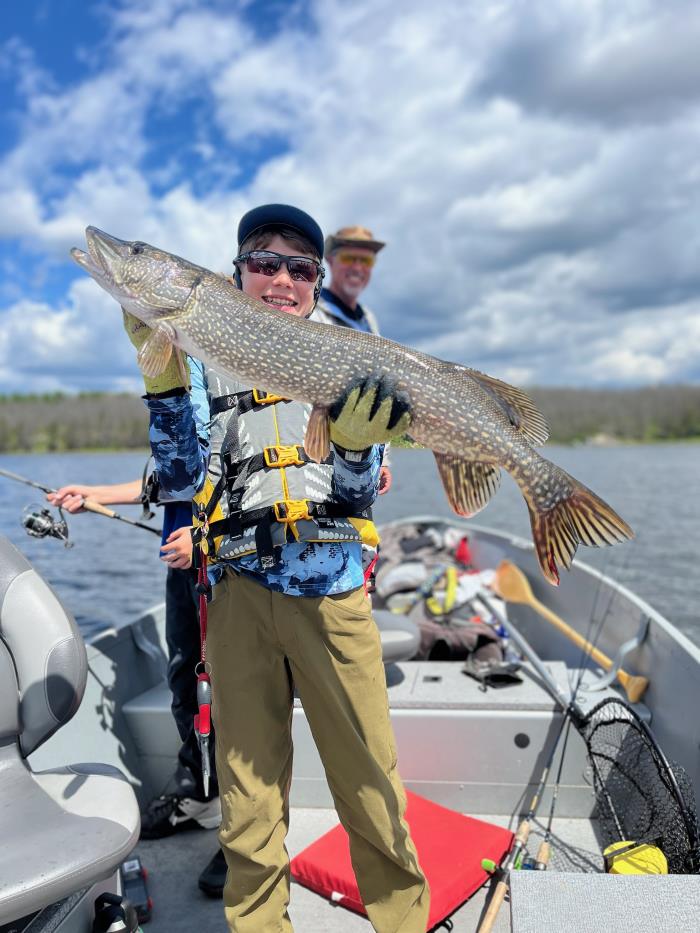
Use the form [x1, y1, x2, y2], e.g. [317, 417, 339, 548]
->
[198, 848, 227, 899]
[140, 794, 222, 839]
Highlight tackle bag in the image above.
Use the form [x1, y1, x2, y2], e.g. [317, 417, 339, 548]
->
[290, 790, 513, 931]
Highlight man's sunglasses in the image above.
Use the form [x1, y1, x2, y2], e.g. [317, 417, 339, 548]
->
[336, 252, 376, 268]
[234, 250, 324, 284]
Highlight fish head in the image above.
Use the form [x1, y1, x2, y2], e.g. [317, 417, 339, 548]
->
[71, 226, 208, 325]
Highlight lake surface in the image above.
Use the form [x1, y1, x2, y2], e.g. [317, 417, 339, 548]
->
[1, 445, 698, 646]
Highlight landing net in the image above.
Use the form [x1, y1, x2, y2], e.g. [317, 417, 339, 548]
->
[578, 698, 700, 874]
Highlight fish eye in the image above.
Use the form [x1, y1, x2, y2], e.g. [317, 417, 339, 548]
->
[132, 242, 146, 255]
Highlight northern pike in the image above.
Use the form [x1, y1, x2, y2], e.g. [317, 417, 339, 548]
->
[71, 227, 633, 584]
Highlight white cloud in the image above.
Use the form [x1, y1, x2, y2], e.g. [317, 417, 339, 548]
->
[0, 279, 144, 393]
[1, 0, 700, 392]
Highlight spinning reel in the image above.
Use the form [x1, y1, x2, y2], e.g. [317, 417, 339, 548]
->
[21, 503, 73, 548]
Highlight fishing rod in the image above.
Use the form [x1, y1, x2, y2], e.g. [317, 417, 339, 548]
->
[0, 467, 162, 539]
[475, 589, 699, 932]
[535, 716, 574, 870]
[478, 709, 573, 932]
[486, 538, 642, 883]
[475, 590, 579, 932]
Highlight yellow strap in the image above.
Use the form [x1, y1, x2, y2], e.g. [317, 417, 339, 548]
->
[348, 517, 380, 547]
[425, 566, 458, 616]
[264, 444, 306, 468]
[192, 477, 226, 555]
[443, 565, 458, 613]
[253, 388, 287, 405]
[273, 499, 312, 524]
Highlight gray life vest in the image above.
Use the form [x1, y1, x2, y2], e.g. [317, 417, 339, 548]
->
[192, 353, 375, 569]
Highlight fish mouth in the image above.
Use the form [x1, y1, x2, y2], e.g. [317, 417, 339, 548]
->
[70, 226, 131, 283]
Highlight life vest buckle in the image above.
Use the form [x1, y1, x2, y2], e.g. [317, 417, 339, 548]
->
[253, 388, 286, 405]
[274, 499, 312, 523]
[264, 445, 305, 468]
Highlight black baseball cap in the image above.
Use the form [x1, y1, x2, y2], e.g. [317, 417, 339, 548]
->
[237, 204, 324, 259]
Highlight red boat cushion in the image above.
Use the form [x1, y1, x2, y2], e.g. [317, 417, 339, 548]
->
[290, 791, 513, 930]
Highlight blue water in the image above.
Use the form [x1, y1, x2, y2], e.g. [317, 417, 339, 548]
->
[1, 445, 698, 646]
[0, 452, 166, 640]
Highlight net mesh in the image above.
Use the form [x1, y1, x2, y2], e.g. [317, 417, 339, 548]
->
[579, 697, 700, 874]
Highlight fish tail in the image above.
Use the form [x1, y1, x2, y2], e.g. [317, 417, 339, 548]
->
[524, 461, 634, 585]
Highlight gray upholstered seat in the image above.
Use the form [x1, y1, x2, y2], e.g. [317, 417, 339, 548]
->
[0, 536, 140, 924]
[373, 608, 421, 662]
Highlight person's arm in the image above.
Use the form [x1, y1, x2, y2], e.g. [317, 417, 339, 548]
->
[47, 479, 142, 513]
[331, 444, 382, 513]
[147, 388, 208, 501]
[188, 356, 211, 452]
[120, 310, 207, 501]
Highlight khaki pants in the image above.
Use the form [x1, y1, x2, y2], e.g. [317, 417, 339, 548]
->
[207, 569, 429, 933]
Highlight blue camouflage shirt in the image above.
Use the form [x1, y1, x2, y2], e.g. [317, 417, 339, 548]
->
[147, 359, 380, 596]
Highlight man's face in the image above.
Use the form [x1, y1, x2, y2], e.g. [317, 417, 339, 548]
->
[239, 233, 318, 318]
[327, 247, 376, 302]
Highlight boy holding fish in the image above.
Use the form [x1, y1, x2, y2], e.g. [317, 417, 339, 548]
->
[124, 203, 429, 933]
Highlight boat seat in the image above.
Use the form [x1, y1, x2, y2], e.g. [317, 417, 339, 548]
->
[373, 608, 420, 662]
[0, 537, 140, 925]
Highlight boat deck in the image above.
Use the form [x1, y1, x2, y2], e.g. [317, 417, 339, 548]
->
[15, 514, 700, 932]
[135, 809, 602, 932]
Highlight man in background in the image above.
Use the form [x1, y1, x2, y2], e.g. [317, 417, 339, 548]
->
[317, 225, 384, 334]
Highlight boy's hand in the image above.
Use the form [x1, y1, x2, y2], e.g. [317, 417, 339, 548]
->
[330, 374, 412, 451]
[160, 525, 194, 570]
[47, 484, 95, 513]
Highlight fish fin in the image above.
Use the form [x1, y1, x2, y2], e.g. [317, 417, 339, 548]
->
[137, 324, 174, 378]
[434, 454, 502, 517]
[461, 368, 549, 446]
[304, 404, 331, 463]
[525, 463, 634, 586]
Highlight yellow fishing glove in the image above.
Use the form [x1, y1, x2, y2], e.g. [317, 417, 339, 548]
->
[329, 374, 412, 452]
[122, 310, 189, 395]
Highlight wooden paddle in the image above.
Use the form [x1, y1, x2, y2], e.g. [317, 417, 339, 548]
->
[493, 560, 649, 703]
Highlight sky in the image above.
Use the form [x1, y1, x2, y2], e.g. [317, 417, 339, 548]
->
[1, 0, 700, 393]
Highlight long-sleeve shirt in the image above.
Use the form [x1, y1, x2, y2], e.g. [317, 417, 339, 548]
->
[147, 359, 381, 596]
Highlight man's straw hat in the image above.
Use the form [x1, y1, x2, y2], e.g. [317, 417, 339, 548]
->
[325, 225, 386, 256]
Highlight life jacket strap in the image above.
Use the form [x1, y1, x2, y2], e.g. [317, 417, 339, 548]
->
[210, 388, 291, 415]
[252, 388, 287, 405]
[273, 498, 312, 523]
[207, 500, 372, 540]
[264, 444, 306, 468]
[223, 445, 333, 479]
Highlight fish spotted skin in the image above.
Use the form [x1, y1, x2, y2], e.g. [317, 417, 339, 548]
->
[71, 227, 633, 584]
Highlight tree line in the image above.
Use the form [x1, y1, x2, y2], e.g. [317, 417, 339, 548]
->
[0, 393, 149, 452]
[0, 385, 699, 453]
[527, 385, 700, 444]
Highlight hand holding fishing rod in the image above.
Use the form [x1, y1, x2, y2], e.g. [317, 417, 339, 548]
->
[0, 467, 162, 538]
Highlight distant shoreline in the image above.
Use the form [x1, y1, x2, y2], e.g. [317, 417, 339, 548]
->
[0, 448, 152, 456]
[2, 385, 700, 451]
[2, 439, 698, 456]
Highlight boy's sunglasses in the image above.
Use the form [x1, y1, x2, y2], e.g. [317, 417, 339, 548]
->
[234, 250, 324, 284]
[336, 252, 376, 268]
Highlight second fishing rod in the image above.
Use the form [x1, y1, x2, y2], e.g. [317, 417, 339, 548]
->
[0, 466, 163, 541]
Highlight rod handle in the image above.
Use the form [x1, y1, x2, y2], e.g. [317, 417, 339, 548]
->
[478, 878, 509, 933]
[81, 498, 118, 518]
[535, 840, 550, 869]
